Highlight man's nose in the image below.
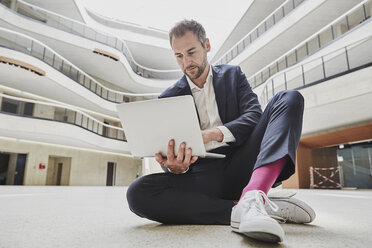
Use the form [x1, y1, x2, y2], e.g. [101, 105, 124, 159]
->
[183, 55, 192, 66]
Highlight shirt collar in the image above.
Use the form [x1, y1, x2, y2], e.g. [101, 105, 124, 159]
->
[186, 65, 213, 93]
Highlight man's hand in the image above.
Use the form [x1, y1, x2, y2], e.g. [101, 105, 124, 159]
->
[155, 139, 198, 174]
[201, 128, 224, 144]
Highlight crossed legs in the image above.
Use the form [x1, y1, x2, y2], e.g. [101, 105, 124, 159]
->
[127, 90, 304, 225]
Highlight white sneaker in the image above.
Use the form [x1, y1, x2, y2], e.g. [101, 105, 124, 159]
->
[230, 190, 285, 243]
[266, 196, 316, 224]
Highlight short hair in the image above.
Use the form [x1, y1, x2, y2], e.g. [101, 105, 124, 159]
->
[169, 19, 206, 47]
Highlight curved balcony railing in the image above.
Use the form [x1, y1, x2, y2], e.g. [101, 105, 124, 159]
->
[0, 27, 159, 103]
[248, 0, 372, 89]
[214, 0, 305, 66]
[0, 93, 126, 141]
[84, 7, 169, 40]
[4, 0, 182, 79]
[259, 35, 372, 107]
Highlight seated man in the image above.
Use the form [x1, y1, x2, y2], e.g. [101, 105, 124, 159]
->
[127, 19, 315, 243]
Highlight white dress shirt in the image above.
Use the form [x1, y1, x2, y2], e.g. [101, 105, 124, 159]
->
[186, 66, 236, 151]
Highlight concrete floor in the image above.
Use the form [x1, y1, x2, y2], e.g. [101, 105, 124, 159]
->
[0, 186, 371, 248]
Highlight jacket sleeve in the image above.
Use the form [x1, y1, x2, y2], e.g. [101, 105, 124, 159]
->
[223, 67, 262, 146]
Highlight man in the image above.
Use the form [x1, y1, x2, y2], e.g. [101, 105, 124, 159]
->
[127, 20, 315, 243]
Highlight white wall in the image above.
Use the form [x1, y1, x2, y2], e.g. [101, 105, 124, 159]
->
[0, 136, 141, 186]
[300, 66, 372, 136]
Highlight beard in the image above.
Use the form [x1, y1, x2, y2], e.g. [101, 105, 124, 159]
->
[184, 56, 208, 80]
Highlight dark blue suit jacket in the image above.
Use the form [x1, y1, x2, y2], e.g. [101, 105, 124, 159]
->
[159, 65, 262, 147]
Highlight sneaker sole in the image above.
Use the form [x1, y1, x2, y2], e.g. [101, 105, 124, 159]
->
[231, 220, 284, 243]
[268, 197, 316, 223]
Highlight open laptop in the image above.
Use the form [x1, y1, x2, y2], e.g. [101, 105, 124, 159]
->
[116, 95, 225, 159]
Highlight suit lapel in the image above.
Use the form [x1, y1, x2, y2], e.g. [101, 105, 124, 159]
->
[212, 66, 226, 123]
[176, 76, 201, 123]
[176, 76, 192, 96]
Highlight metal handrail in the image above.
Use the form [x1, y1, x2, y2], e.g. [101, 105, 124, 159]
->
[259, 35, 372, 107]
[248, 0, 371, 89]
[10, 0, 181, 79]
[213, 0, 305, 66]
[0, 27, 160, 103]
[84, 7, 168, 40]
[0, 93, 126, 141]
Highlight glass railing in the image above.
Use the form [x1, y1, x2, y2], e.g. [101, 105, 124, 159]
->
[259, 35, 372, 106]
[0, 27, 159, 103]
[0, 93, 126, 141]
[4, 0, 182, 79]
[84, 7, 169, 40]
[214, 0, 305, 66]
[248, 0, 372, 89]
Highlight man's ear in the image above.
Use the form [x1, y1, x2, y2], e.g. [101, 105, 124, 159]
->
[205, 38, 211, 52]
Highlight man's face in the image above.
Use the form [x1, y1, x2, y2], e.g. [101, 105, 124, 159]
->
[171, 31, 210, 80]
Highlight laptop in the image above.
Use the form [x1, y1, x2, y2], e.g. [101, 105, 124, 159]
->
[116, 95, 225, 159]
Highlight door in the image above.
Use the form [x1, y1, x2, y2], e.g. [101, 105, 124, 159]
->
[0, 153, 10, 185]
[56, 163, 63, 186]
[14, 154, 26, 185]
[106, 162, 116, 186]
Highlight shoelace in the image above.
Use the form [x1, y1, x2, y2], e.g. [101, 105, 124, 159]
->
[270, 208, 290, 224]
[242, 190, 280, 217]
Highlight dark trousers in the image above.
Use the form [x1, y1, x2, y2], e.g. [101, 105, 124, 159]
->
[126, 90, 304, 225]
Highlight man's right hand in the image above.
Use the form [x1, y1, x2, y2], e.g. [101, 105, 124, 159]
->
[155, 139, 198, 174]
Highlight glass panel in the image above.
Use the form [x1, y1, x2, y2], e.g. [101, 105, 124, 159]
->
[347, 38, 372, 69]
[283, 1, 293, 16]
[85, 28, 96, 40]
[269, 63, 278, 77]
[278, 58, 286, 71]
[107, 37, 116, 47]
[287, 52, 296, 67]
[65, 109, 75, 123]
[81, 115, 88, 128]
[319, 27, 333, 47]
[96, 85, 102, 95]
[333, 18, 348, 38]
[87, 119, 94, 131]
[237, 42, 244, 54]
[53, 107, 65, 122]
[16, 35, 32, 51]
[337, 142, 372, 189]
[53, 56, 63, 71]
[257, 23, 265, 36]
[272, 74, 286, 90]
[323, 49, 348, 77]
[366, 2, 372, 19]
[71, 22, 84, 35]
[307, 37, 319, 55]
[250, 29, 258, 43]
[70, 67, 79, 81]
[30, 42, 44, 59]
[75, 112, 83, 126]
[285, 66, 303, 89]
[348, 7, 365, 30]
[101, 88, 108, 99]
[96, 33, 107, 44]
[303, 57, 324, 85]
[266, 15, 275, 30]
[262, 69, 270, 83]
[58, 17, 71, 32]
[297, 44, 307, 62]
[274, 8, 284, 24]
[43, 49, 54, 65]
[109, 92, 116, 102]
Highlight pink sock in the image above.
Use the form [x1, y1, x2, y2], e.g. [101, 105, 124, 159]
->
[239, 155, 289, 201]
